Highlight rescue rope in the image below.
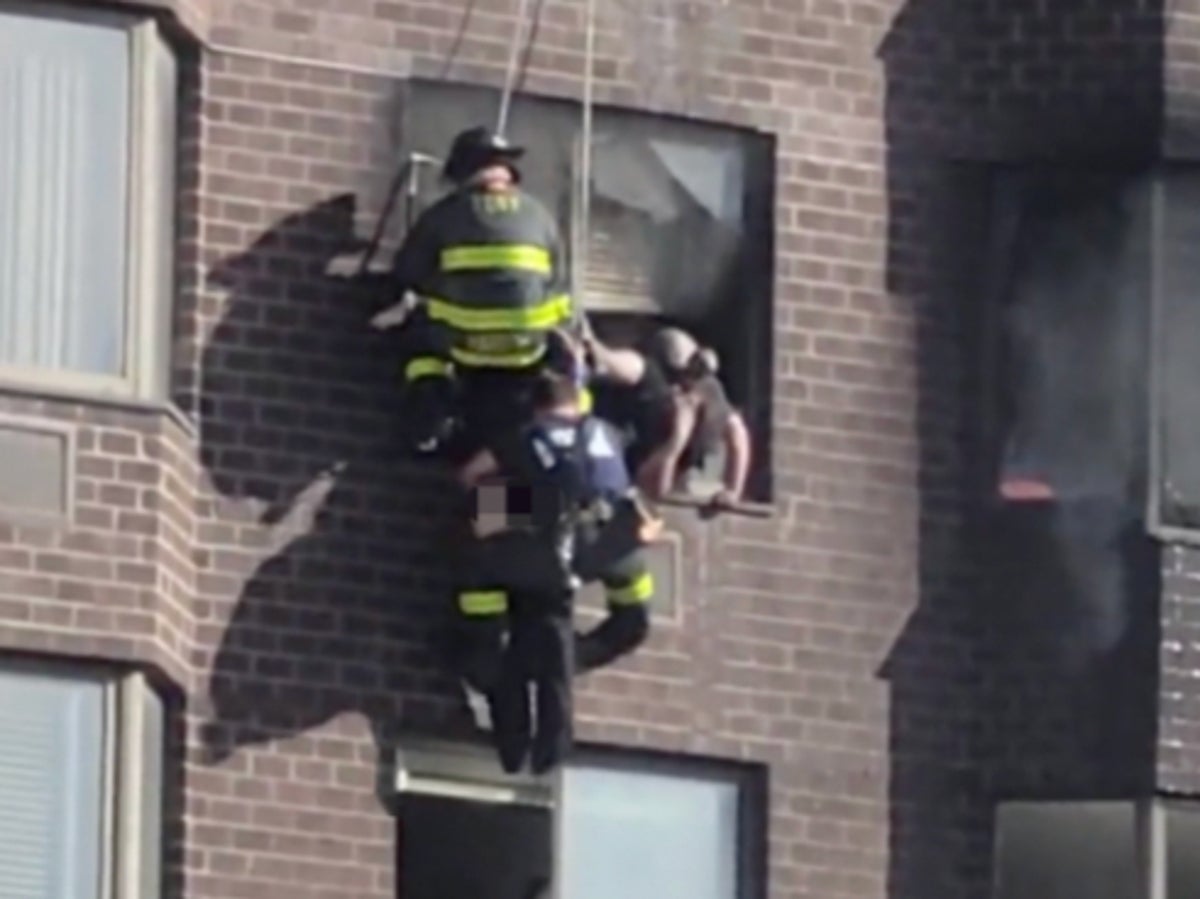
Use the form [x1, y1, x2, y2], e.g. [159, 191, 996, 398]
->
[575, 0, 597, 339]
[497, 0, 533, 135]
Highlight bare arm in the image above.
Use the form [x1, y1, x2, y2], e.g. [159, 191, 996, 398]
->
[721, 411, 752, 500]
[457, 449, 500, 489]
[636, 398, 697, 500]
[585, 337, 646, 386]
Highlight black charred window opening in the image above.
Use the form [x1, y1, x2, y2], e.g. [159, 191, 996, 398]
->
[400, 80, 776, 502]
[979, 167, 1160, 664]
[980, 163, 1200, 533]
[984, 167, 1151, 510]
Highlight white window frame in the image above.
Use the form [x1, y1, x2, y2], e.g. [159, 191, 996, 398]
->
[0, 2, 178, 402]
[393, 738, 763, 899]
[0, 658, 165, 899]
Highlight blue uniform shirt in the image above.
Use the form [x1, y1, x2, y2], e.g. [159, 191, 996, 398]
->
[533, 414, 629, 499]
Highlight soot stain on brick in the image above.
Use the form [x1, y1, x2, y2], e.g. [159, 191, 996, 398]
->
[195, 193, 473, 798]
[879, 1, 1165, 896]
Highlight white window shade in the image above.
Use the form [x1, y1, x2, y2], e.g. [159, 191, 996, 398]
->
[0, 11, 129, 377]
[0, 4, 177, 399]
[558, 765, 740, 899]
[0, 668, 107, 899]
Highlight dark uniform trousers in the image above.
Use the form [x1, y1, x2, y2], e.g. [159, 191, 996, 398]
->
[452, 504, 653, 773]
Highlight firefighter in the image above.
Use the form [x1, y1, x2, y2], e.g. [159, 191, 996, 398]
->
[391, 125, 578, 460]
[586, 326, 752, 512]
[452, 369, 658, 773]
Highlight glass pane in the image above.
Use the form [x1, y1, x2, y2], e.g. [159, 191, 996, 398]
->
[0, 11, 130, 377]
[1156, 170, 1200, 527]
[559, 764, 739, 899]
[1167, 805, 1200, 897]
[992, 801, 1142, 899]
[0, 667, 106, 899]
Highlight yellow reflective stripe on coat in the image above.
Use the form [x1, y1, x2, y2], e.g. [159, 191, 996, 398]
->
[404, 357, 452, 381]
[608, 572, 654, 605]
[451, 344, 547, 369]
[440, 244, 552, 274]
[426, 294, 572, 331]
[578, 386, 594, 414]
[458, 590, 508, 616]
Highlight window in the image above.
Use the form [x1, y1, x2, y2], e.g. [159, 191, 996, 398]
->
[1152, 166, 1200, 531]
[975, 163, 1200, 535]
[393, 740, 766, 899]
[0, 3, 178, 400]
[992, 800, 1200, 898]
[1165, 802, 1200, 897]
[0, 660, 165, 899]
[976, 166, 1162, 658]
[401, 81, 776, 501]
[980, 167, 1151, 509]
[992, 801, 1149, 899]
[558, 756, 763, 899]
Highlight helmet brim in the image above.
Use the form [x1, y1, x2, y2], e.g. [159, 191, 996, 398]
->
[442, 145, 526, 182]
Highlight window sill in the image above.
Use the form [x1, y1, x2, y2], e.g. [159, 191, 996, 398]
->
[1148, 520, 1200, 549]
[655, 491, 774, 519]
[0, 379, 197, 440]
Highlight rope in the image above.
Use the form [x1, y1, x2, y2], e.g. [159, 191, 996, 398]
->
[357, 0, 478, 278]
[496, 0, 533, 136]
[574, 0, 598, 339]
[513, 0, 546, 97]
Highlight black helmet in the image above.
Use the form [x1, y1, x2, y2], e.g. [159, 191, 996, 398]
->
[442, 126, 525, 183]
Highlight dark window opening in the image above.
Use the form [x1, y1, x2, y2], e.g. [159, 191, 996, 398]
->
[982, 167, 1151, 511]
[398, 793, 553, 899]
[401, 80, 776, 502]
[976, 162, 1200, 534]
[978, 166, 1161, 663]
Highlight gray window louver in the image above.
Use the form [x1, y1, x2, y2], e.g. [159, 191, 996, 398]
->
[0, 668, 106, 899]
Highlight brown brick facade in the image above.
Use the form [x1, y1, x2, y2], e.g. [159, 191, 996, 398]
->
[7, 0, 1200, 897]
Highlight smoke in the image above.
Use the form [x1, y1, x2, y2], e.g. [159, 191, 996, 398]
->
[995, 171, 1152, 662]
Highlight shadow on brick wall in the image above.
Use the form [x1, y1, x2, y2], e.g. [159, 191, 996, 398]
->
[194, 195, 474, 805]
[877, 1, 1165, 897]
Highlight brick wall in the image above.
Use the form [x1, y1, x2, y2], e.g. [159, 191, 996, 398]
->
[0, 0, 1194, 897]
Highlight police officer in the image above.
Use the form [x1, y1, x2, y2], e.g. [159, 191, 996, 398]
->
[453, 369, 657, 773]
[392, 125, 578, 459]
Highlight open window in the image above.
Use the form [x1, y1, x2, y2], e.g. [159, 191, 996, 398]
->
[980, 166, 1151, 510]
[400, 81, 776, 502]
[976, 161, 1200, 538]
[393, 739, 766, 899]
[992, 800, 1151, 899]
[976, 165, 1160, 659]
